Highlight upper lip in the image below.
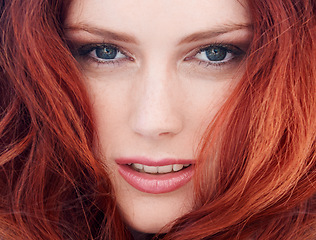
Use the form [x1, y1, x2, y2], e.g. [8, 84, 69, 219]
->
[115, 157, 195, 166]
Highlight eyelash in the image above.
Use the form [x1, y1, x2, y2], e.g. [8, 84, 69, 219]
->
[76, 43, 132, 66]
[184, 43, 245, 67]
[74, 43, 245, 68]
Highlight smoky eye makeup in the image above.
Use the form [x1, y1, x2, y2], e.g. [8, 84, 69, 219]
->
[65, 29, 251, 74]
[69, 42, 134, 67]
[184, 43, 246, 68]
[64, 33, 136, 70]
[70, 42, 247, 71]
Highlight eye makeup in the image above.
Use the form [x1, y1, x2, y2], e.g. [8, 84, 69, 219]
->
[69, 42, 134, 68]
[70, 41, 247, 71]
[184, 43, 246, 68]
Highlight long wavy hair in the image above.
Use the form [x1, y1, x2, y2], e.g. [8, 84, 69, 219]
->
[0, 0, 315, 239]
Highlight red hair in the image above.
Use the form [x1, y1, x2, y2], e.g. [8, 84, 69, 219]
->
[0, 0, 315, 239]
[0, 0, 129, 239]
[165, 0, 316, 239]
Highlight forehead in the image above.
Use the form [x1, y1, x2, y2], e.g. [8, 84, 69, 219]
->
[65, 0, 251, 43]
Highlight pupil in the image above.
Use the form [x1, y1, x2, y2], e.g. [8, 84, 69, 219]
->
[95, 47, 117, 59]
[206, 47, 227, 61]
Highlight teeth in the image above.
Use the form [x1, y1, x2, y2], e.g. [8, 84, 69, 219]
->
[130, 163, 190, 174]
[158, 165, 173, 173]
[173, 164, 184, 172]
[143, 165, 158, 173]
[133, 163, 143, 171]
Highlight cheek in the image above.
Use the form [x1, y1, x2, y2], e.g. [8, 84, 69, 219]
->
[85, 75, 132, 134]
[84, 78, 132, 171]
[182, 77, 237, 123]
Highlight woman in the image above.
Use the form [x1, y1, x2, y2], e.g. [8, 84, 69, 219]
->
[0, 0, 315, 239]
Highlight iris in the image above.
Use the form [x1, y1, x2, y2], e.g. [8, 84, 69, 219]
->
[205, 46, 227, 61]
[95, 46, 118, 59]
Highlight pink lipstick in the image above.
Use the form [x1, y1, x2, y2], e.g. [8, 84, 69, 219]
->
[116, 157, 194, 194]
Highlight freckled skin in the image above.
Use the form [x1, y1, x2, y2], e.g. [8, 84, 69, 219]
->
[65, 0, 251, 233]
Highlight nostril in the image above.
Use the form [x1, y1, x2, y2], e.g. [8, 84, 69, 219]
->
[159, 132, 172, 136]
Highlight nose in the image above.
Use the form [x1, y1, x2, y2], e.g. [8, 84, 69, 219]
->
[130, 65, 184, 139]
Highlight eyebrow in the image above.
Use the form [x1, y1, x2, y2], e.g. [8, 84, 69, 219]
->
[64, 23, 252, 45]
[64, 23, 139, 44]
[178, 23, 252, 45]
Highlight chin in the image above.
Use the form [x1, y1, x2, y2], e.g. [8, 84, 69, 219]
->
[121, 203, 189, 234]
[127, 216, 171, 234]
[114, 176, 195, 234]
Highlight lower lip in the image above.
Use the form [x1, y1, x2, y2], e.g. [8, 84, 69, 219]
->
[117, 165, 194, 194]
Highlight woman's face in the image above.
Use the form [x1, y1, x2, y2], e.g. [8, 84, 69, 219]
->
[65, 0, 251, 233]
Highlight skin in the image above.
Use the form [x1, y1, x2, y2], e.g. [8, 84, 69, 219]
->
[65, 0, 251, 233]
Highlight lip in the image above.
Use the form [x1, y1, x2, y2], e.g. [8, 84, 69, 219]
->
[116, 157, 195, 194]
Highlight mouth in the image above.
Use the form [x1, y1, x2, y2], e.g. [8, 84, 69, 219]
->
[116, 158, 194, 194]
[127, 163, 192, 174]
